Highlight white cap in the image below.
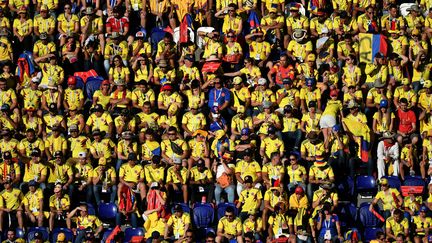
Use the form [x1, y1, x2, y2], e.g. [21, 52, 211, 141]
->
[78, 152, 87, 158]
[257, 78, 267, 85]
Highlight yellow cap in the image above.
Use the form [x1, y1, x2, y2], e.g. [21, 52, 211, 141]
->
[380, 178, 388, 185]
[233, 76, 243, 85]
[269, 7, 277, 13]
[57, 233, 66, 241]
[412, 28, 420, 36]
[307, 53, 316, 62]
[40, 4, 48, 11]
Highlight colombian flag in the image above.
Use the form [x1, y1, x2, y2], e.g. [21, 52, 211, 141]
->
[359, 33, 388, 63]
[342, 118, 371, 163]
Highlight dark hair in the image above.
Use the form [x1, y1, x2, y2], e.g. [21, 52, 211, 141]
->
[168, 126, 177, 133]
[399, 98, 408, 104]
[225, 206, 235, 214]
[393, 208, 403, 216]
[244, 232, 255, 241]
[206, 232, 216, 239]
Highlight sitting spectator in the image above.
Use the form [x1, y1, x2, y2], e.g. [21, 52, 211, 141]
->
[49, 183, 70, 232]
[164, 204, 191, 240]
[0, 178, 24, 230]
[385, 209, 409, 242]
[216, 207, 243, 243]
[66, 204, 103, 242]
[370, 178, 403, 219]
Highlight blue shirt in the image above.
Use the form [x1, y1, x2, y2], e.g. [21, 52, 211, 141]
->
[208, 87, 231, 108]
[318, 214, 339, 238]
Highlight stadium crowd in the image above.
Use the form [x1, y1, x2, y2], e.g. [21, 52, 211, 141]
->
[0, 0, 432, 242]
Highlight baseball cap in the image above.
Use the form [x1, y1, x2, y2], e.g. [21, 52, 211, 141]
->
[241, 128, 250, 136]
[128, 153, 137, 161]
[78, 152, 87, 158]
[244, 175, 253, 184]
[3, 151, 11, 159]
[92, 104, 104, 112]
[28, 180, 38, 187]
[330, 89, 338, 97]
[174, 204, 183, 212]
[379, 178, 388, 185]
[233, 76, 243, 85]
[420, 205, 428, 212]
[295, 186, 304, 194]
[34, 232, 43, 239]
[197, 159, 205, 167]
[173, 157, 182, 164]
[54, 151, 63, 157]
[150, 182, 159, 189]
[31, 148, 41, 156]
[57, 233, 66, 241]
[67, 76, 77, 85]
[282, 78, 292, 85]
[69, 124, 78, 132]
[257, 78, 267, 85]
[268, 126, 276, 134]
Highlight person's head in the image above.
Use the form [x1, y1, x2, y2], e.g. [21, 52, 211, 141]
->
[243, 149, 252, 161]
[379, 99, 388, 112]
[205, 232, 216, 243]
[0, 78, 6, 90]
[395, 234, 405, 243]
[26, 128, 36, 142]
[6, 229, 15, 240]
[79, 204, 89, 216]
[40, 5, 48, 17]
[366, 5, 374, 18]
[173, 157, 182, 170]
[197, 159, 206, 172]
[243, 175, 253, 188]
[316, 9, 326, 22]
[28, 179, 38, 192]
[56, 232, 67, 243]
[244, 58, 254, 67]
[113, 55, 123, 67]
[173, 204, 184, 217]
[322, 202, 332, 215]
[388, 4, 398, 17]
[78, 152, 87, 164]
[112, 5, 122, 18]
[54, 183, 63, 195]
[226, 31, 236, 42]
[289, 4, 300, 17]
[244, 232, 256, 243]
[213, 77, 222, 88]
[64, 3, 72, 13]
[224, 207, 235, 222]
[167, 126, 177, 140]
[151, 155, 161, 168]
[393, 208, 403, 222]
[227, 3, 237, 17]
[374, 52, 385, 65]
[289, 153, 298, 165]
[127, 153, 137, 165]
[279, 54, 289, 67]
[375, 232, 385, 242]
[211, 30, 220, 41]
[184, 229, 194, 243]
[3, 151, 11, 164]
[271, 152, 280, 164]
[54, 151, 63, 164]
[31, 148, 41, 162]
[33, 232, 43, 243]
[399, 98, 409, 111]
[269, 7, 277, 18]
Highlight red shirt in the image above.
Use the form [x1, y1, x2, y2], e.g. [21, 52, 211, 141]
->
[269, 63, 295, 85]
[397, 109, 416, 133]
[106, 16, 129, 34]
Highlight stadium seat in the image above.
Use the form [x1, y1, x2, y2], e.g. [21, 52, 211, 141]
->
[101, 228, 113, 243]
[356, 176, 377, 193]
[51, 228, 73, 243]
[87, 203, 96, 215]
[193, 203, 214, 228]
[382, 176, 401, 190]
[27, 227, 49, 242]
[171, 203, 191, 214]
[15, 228, 25, 239]
[217, 202, 238, 220]
[338, 202, 357, 228]
[363, 227, 383, 242]
[124, 227, 144, 243]
[358, 203, 383, 228]
[98, 202, 118, 222]
[337, 176, 355, 201]
[403, 176, 425, 187]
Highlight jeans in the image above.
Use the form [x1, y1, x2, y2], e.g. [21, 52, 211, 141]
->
[93, 184, 118, 205]
[287, 182, 306, 194]
[74, 230, 86, 243]
[328, 150, 346, 179]
[116, 212, 138, 228]
[282, 130, 302, 151]
[116, 159, 126, 171]
[412, 81, 421, 93]
[215, 184, 235, 204]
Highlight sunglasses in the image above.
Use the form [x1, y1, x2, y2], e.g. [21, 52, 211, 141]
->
[290, 158, 296, 161]
[225, 214, 233, 217]
[168, 133, 176, 136]
[227, 35, 235, 38]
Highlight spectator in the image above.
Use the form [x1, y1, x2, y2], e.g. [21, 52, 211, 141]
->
[316, 202, 344, 242]
[370, 178, 403, 219]
[377, 131, 400, 179]
[385, 209, 409, 242]
[0, 178, 24, 230]
[216, 206, 243, 243]
[164, 204, 191, 240]
[67, 204, 103, 242]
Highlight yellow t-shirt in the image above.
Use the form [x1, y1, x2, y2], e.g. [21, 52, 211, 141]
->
[23, 161, 47, 183]
[238, 188, 262, 213]
[167, 213, 191, 237]
[166, 166, 188, 184]
[23, 188, 43, 216]
[0, 188, 24, 210]
[386, 217, 408, 236]
[49, 194, 70, 210]
[217, 217, 242, 235]
[374, 188, 401, 210]
[119, 163, 144, 183]
[144, 164, 165, 184]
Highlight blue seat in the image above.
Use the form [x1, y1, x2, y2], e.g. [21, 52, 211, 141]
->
[217, 203, 237, 220]
[171, 203, 191, 214]
[124, 227, 144, 243]
[101, 228, 113, 243]
[403, 176, 425, 187]
[337, 176, 355, 201]
[358, 203, 382, 228]
[382, 176, 401, 190]
[193, 203, 214, 228]
[87, 203, 96, 215]
[51, 228, 73, 243]
[27, 227, 49, 242]
[356, 175, 377, 195]
[98, 202, 118, 221]
[363, 227, 383, 242]
[338, 203, 357, 228]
